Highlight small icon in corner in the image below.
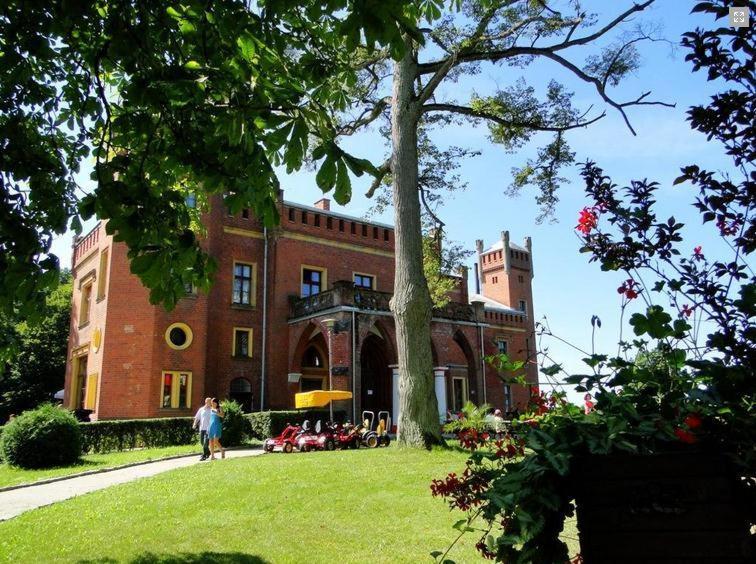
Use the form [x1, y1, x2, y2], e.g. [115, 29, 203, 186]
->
[729, 7, 750, 28]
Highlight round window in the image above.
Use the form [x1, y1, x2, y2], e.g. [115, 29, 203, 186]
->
[165, 323, 193, 350]
[169, 327, 187, 347]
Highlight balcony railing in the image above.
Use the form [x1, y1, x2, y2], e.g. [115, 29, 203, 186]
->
[289, 281, 483, 323]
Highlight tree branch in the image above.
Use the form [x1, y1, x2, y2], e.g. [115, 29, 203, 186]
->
[365, 159, 391, 198]
[531, 49, 674, 135]
[336, 96, 390, 136]
[422, 103, 606, 132]
[417, 0, 657, 74]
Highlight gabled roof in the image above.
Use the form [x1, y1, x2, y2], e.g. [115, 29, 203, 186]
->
[469, 293, 524, 315]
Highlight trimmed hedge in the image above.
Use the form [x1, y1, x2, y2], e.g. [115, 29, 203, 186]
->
[247, 409, 347, 439]
[80, 417, 196, 454]
[1, 404, 82, 468]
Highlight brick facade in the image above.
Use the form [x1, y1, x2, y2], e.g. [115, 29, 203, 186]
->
[64, 193, 537, 423]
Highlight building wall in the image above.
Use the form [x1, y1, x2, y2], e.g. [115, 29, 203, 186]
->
[65, 195, 537, 420]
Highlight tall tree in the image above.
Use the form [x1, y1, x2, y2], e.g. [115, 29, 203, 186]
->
[0, 271, 72, 422]
[338, 0, 671, 446]
[0, 0, 412, 333]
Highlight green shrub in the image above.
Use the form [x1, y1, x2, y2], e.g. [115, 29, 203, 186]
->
[0, 404, 82, 468]
[80, 417, 195, 454]
[219, 400, 249, 447]
[247, 409, 346, 439]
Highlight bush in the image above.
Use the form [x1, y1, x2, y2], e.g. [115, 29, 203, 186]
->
[219, 400, 249, 447]
[0, 404, 82, 468]
[80, 417, 196, 454]
[247, 409, 347, 439]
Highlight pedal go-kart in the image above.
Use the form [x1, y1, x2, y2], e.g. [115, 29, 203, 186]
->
[296, 420, 337, 452]
[264, 423, 302, 454]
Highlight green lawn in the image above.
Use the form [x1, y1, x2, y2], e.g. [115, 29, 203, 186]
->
[0, 444, 206, 489]
[0, 446, 579, 563]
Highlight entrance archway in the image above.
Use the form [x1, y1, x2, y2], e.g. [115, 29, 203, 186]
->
[229, 378, 253, 412]
[360, 334, 391, 413]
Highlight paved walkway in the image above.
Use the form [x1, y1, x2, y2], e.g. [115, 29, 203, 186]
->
[0, 448, 263, 521]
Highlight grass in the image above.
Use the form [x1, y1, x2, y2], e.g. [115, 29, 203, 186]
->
[0, 445, 579, 563]
[0, 444, 210, 489]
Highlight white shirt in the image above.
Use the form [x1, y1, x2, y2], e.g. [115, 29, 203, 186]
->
[194, 406, 212, 431]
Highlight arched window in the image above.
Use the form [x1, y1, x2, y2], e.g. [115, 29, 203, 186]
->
[302, 346, 323, 368]
[229, 378, 253, 412]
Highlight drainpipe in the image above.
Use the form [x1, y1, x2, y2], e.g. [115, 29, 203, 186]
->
[351, 310, 356, 423]
[260, 226, 268, 411]
[479, 323, 487, 405]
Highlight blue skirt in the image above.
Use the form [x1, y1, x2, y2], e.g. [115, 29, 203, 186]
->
[208, 424, 222, 440]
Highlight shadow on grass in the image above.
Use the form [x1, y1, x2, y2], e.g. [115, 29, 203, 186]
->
[79, 553, 270, 564]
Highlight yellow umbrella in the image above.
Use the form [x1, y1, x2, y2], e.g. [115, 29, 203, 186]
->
[295, 390, 352, 409]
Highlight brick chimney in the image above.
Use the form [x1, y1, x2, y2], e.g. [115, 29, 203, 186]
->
[314, 198, 330, 211]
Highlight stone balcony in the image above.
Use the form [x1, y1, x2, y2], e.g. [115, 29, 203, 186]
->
[289, 280, 485, 323]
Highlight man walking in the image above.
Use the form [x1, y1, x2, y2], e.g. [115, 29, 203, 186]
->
[193, 397, 213, 461]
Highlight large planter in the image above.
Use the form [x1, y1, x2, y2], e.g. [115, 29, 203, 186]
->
[573, 450, 753, 563]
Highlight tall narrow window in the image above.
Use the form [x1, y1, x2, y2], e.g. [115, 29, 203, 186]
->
[326, 217, 332, 230]
[80, 282, 93, 326]
[233, 262, 254, 305]
[384, 229, 389, 242]
[518, 300, 527, 314]
[162, 372, 173, 408]
[288, 208, 295, 221]
[362, 224, 368, 237]
[301, 211, 308, 224]
[97, 249, 109, 300]
[314, 214, 320, 227]
[496, 339, 508, 355]
[339, 219, 344, 232]
[301, 267, 325, 297]
[351, 222, 356, 235]
[241, 208, 250, 219]
[233, 327, 253, 358]
[161, 371, 192, 409]
[503, 384, 513, 412]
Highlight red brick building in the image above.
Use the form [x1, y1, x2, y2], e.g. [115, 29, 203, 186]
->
[64, 193, 537, 424]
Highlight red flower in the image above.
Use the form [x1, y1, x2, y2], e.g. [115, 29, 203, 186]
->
[576, 207, 599, 235]
[674, 428, 697, 444]
[693, 245, 703, 257]
[617, 278, 640, 300]
[684, 414, 702, 429]
[681, 304, 694, 318]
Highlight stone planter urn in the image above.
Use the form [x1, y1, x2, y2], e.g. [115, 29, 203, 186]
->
[573, 449, 753, 563]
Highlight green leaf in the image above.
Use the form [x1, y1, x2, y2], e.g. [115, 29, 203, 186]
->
[184, 60, 202, 71]
[333, 159, 352, 204]
[237, 33, 257, 62]
[316, 155, 337, 192]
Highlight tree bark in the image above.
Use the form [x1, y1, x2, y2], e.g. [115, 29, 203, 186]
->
[390, 37, 443, 448]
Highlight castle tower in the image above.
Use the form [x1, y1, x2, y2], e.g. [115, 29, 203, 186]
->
[476, 231, 534, 316]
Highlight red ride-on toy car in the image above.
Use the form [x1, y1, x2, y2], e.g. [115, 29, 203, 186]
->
[264, 423, 302, 453]
[297, 420, 337, 452]
[332, 421, 361, 449]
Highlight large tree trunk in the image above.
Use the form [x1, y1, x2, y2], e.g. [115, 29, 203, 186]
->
[390, 38, 443, 448]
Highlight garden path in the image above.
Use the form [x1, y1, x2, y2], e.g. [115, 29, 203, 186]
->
[0, 447, 263, 521]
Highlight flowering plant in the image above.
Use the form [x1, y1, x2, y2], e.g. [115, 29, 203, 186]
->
[431, 4, 754, 562]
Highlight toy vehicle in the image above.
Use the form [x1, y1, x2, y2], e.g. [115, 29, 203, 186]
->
[332, 421, 361, 449]
[358, 410, 392, 448]
[264, 423, 302, 453]
[376, 410, 392, 447]
[297, 420, 337, 452]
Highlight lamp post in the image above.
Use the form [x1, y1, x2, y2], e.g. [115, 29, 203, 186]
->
[322, 318, 336, 422]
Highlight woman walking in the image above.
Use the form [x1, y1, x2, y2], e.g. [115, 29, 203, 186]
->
[208, 398, 225, 460]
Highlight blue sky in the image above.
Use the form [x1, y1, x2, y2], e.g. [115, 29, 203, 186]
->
[51, 2, 739, 403]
